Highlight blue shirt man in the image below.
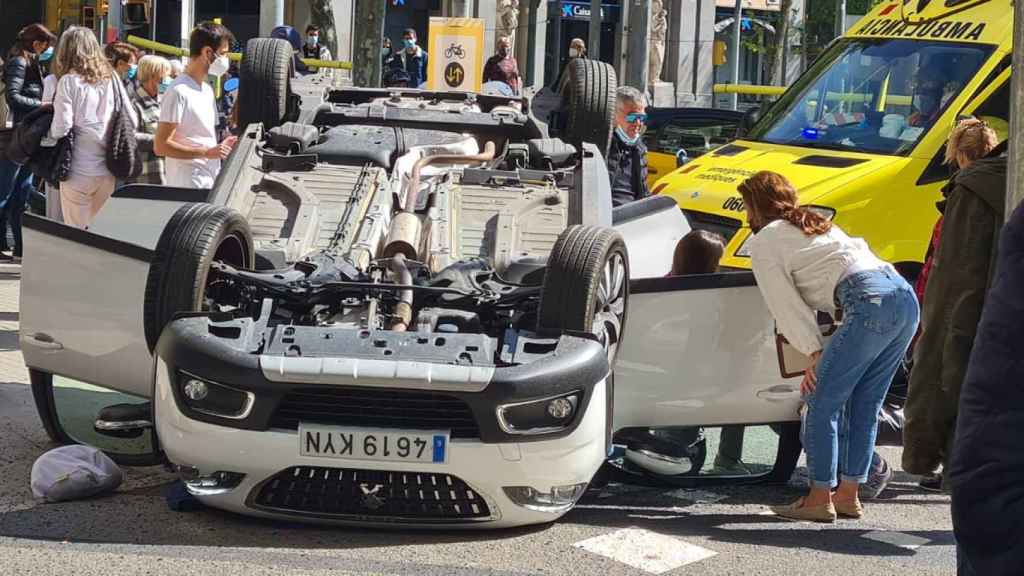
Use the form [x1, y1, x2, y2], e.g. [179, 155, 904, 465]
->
[390, 28, 428, 87]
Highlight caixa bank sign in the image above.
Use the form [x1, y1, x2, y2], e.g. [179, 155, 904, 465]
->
[559, 1, 621, 21]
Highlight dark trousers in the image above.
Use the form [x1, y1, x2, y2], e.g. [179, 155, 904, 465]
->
[0, 158, 32, 256]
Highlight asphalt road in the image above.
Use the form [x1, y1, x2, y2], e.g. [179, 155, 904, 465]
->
[0, 272, 958, 576]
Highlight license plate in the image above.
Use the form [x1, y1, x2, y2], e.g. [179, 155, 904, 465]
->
[298, 424, 448, 464]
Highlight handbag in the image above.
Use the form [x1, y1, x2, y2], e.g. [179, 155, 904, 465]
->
[104, 79, 138, 179]
[30, 130, 74, 187]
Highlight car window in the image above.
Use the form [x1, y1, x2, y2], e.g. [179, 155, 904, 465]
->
[646, 118, 740, 159]
[749, 39, 995, 156]
[969, 77, 1010, 141]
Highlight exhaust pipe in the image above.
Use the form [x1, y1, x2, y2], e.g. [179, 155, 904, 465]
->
[383, 141, 498, 260]
[389, 254, 414, 332]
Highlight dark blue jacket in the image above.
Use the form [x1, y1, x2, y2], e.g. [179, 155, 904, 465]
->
[390, 47, 428, 87]
[950, 199, 1024, 575]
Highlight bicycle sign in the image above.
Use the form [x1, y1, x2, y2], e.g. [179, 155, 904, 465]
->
[428, 17, 485, 92]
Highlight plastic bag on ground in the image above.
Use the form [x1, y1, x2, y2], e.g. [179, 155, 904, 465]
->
[31, 445, 123, 502]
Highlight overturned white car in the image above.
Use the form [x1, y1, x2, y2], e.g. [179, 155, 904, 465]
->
[20, 39, 803, 528]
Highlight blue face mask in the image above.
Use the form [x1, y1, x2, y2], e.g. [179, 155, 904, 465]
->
[403, 38, 416, 49]
[158, 77, 172, 94]
[39, 46, 54, 62]
[307, 35, 318, 47]
[127, 64, 138, 80]
[616, 126, 640, 146]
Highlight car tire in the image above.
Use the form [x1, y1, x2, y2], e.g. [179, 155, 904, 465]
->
[143, 203, 254, 350]
[238, 37, 293, 131]
[560, 58, 617, 156]
[538, 225, 629, 365]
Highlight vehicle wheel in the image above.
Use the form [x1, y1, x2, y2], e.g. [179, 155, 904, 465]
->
[538, 225, 629, 365]
[238, 37, 293, 131]
[559, 58, 617, 156]
[143, 203, 254, 350]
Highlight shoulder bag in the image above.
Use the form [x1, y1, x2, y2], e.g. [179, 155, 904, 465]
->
[104, 79, 138, 179]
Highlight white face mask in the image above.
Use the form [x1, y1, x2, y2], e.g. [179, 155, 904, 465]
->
[569, 48, 580, 58]
[209, 53, 230, 77]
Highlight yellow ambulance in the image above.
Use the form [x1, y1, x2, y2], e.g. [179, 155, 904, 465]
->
[654, 0, 1012, 274]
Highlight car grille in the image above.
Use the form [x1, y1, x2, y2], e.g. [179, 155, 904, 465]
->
[269, 387, 481, 439]
[249, 466, 492, 522]
[681, 210, 743, 245]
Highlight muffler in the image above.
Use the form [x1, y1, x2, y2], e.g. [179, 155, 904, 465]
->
[383, 211, 422, 261]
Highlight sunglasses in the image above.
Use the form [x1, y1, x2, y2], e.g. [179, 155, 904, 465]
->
[625, 112, 648, 124]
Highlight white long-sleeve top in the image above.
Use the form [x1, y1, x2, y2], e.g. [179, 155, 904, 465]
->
[49, 72, 137, 178]
[748, 219, 891, 355]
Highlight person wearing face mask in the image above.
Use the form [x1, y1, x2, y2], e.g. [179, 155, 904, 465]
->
[127, 55, 172, 185]
[1, 23, 56, 259]
[568, 38, 586, 60]
[382, 37, 394, 69]
[482, 36, 520, 94]
[155, 22, 238, 190]
[389, 29, 428, 88]
[606, 86, 650, 207]
[301, 24, 333, 76]
[104, 42, 140, 90]
[907, 65, 956, 129]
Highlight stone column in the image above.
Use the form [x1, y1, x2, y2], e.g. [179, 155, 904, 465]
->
[666, 0, 715, 107]
[624, 0, 650, 90]
[333, 0, 355, 62]
[260, 0, 286, 37]
[783, 0, 806, 85]
[521, 0, 547, 88]
[477, 0, 498, 61]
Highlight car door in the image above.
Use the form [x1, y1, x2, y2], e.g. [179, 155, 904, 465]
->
[644, 109, 745, 188]
[20, 186, 210, 399]
[612, 198, 801, 431]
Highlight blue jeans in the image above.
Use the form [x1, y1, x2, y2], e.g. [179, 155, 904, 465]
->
[804, 267, 919, 488]
[0, 158, 33, 255]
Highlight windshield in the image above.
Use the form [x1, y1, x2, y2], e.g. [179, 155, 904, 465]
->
[748, 39, 994, 156]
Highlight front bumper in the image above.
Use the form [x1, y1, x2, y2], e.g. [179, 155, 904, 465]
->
[152, 317, 611, 528]
[154, 363, 608, 528]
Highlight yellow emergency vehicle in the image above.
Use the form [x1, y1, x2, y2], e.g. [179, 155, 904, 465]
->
[655, 0, 1012, 274]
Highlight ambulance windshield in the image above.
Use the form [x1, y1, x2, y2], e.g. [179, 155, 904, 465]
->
[748, 38, 993, 156]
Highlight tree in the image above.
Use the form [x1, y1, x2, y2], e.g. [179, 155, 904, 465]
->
[769, 0, 794, 86]
[310, 0, 338, 60]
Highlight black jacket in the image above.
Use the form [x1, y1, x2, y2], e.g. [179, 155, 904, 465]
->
[902, 154, 1006, 476]
[3, 54, 44, 124]
[949, 198, 1024, 575]
[606, 134, 649, 207]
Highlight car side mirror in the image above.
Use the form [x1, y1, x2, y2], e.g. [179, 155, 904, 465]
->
[676, 149, 690, 168]
[738, 108, 761, 138]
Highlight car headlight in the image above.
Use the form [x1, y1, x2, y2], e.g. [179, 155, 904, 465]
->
[178, 372, 254, 419]
[496, 391, 581, 435]
[503, 483, 588, 513]
[805, 205, 836, 221]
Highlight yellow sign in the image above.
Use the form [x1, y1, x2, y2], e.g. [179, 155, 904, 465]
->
[428, 17, 485, 93]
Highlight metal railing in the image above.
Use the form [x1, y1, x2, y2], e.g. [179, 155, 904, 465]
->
[125, 35, 353, 70]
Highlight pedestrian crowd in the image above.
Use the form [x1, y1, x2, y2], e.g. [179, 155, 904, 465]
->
[0, 20, 242, 240]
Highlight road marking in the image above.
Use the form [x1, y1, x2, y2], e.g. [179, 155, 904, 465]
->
[861, 530, 931, 550]
[573, 528, 717, 574]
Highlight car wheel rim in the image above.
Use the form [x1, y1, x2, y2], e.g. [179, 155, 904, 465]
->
[594, 250, 626, 365]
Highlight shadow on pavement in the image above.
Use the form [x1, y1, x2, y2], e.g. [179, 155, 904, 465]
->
[0, 489, 553, 549]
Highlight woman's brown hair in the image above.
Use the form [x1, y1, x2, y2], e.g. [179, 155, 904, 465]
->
[672, 230, 725, 275]
[8, 23, 56, 60]
[738, 171, 832, 236]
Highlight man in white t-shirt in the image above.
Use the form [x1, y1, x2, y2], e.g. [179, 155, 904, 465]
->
[155, 21, 237, 189]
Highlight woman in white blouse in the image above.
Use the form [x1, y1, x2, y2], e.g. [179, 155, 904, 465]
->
[49, 26, 136, 229]
[740, 171, 919, 522]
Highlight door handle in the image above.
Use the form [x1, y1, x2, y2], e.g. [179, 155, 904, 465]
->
[23, 333, 64, 351]
[757, 386, 800, 402]
[649, 168, 660, 174]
